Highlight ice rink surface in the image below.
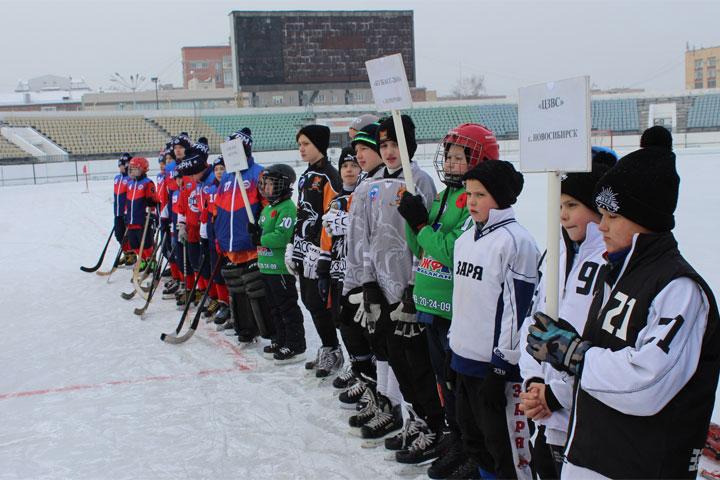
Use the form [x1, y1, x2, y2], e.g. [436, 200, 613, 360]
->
[1, 148, 719, 479]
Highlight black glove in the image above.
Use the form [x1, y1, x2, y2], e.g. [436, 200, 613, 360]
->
[480, 368, 508, 410]
[390, 285, 417, 323]
[362, 282, 384, 332]
[526, 312, 592, 376]
[199, 237, 209, 251]
[247, 222, 261, 247]
[318, 275, 331, 303]
[444, 349, 456, 391]
[160, 218, 170, 235]
[397, 191, 429, 234]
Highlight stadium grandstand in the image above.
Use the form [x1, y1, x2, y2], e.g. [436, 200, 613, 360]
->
[0, 91, 718, 165]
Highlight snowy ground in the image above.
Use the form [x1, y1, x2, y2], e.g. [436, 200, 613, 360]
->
[1, 148, 719, 479]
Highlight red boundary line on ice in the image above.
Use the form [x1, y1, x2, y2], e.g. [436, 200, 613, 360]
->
[0, 365, 250, 400]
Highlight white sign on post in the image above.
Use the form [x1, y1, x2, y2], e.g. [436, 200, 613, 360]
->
[366, 53, 413, 112]
[518, 76, 591, 173]
[220, 137, 249, 173]
[365, 53, 416, 194]
[220, 137, 255, 223]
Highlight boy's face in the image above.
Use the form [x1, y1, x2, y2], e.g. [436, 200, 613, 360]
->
[560, 194, 601, 243]
[598, 207, 652, 253]
[297, 134, 323, 164]
[129, 166, 142, 179]
[173, 144, 185, 160]
[214, 164, 225, 182]
[341, 161, 361, 187]
[175, 176, 183, 189]
[159, 161, 166, 174]
[349, 127, 358, 140]
[465, 178, 498, 225]
[355, 144, 383, 172]
[261, 176, 274, 197]
[119, 164, 126, 174]
[444, 144, 469, 177]
[379, 139, 402, 170]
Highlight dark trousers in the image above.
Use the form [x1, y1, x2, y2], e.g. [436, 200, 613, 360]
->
[385, 318, 445, 432]
[261, 273, 305, 352]
[174, 241, 193, 276]
[456, 373, 517, 479]
[127, 226, 153, 251]
[114, 215, 126, 245]
[426, 316, 459, 433]
[208, 247, 225, 286]
[298, 273, 338, 348]
[187, 241, 209, 279]
[530, 425, 563, 480]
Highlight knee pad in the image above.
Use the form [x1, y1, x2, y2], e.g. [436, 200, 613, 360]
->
[222, 264, 246, 294]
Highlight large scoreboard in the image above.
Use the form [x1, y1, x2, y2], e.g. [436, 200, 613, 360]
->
[229, 10, 415, 91]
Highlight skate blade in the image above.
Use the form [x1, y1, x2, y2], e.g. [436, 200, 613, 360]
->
[274, 353, 307, 366]
[339, 401, 358, 410]
[348, 426, 363, 437]
[395, 462, 431, 476]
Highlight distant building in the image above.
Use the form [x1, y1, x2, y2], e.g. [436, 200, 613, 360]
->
[686, 45, 720, 90]
[15, 75, 91, 93]
[181, 46, 233, 90]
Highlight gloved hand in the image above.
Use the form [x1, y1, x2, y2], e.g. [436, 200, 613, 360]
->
[322, 208, 349, 237]
[247, 222, 261, 247]
[480, 368, 508, 410]
[527, 312, 592, 376]
[348, 288, 367, 329]
[444, 349, 456, 391]
[199, 237, 208, 251]
[318, 274, 331, 303]
[199, 222, 208, 241]
[284, 243, 297, 276]
[390, 285, 417, 323]
[397, 191, 429, 234]
[303, 243, 320, 279]
[362, 282, 383, 333]
[177, 223, 188, 245]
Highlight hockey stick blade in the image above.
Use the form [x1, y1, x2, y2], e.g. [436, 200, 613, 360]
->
[121, 290, 136, 300]
[80, 226, 115, 272]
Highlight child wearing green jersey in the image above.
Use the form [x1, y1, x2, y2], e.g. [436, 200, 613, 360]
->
[249, 164, 306, 365]
[398, 123, 501, 478]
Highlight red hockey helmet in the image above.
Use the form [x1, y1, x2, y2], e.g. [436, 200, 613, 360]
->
[434, 123, 500, 187]
[129, 157, 150, 174]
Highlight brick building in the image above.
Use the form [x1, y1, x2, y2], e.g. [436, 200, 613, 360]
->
[181, 46, 233, 90]
[686, 45, 720, 90]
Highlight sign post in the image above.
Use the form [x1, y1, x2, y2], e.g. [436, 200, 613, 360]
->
[365, 53, 416, 194]
[518, 76, 591, 319]
[220, 138, 255, 223]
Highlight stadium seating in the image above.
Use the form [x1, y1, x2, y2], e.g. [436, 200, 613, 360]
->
[687, 94, 720, 128]
[0, 136, 27, 159]
[202, 113, 314, 152]
[408, 104, 518, 142]
[149, 117, 223, 152]
[590, 99, 639, 132]
[1, 117, 169, 155]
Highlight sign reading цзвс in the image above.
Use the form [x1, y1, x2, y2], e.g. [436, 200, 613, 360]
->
[518, 76, 591, 173]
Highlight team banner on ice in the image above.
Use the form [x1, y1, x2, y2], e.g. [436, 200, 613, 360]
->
[518, 75, 591, 173]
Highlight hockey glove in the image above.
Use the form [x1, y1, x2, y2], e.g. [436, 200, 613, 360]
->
[397, 191, 429, 234]
[322, 208, 349, 237]
[390, 285, 417, 323]
[160, 218, 170, 236]
[444, 349, 456, 391]
[318, 274, 331, 304]
[480, 368, 508, 410]
[176, 223, 188, 245]
[284, 243, 297, 276]
[526, 311, 592, 376]
[247, 222, 262, 247]
[347, 288, 367, 328]
[362, 282, 384, 333]
[302, 244, 320, 279]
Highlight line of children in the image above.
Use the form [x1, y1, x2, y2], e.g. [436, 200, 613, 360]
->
[113, 152, 133, 266]
[124, 157, 157, 269]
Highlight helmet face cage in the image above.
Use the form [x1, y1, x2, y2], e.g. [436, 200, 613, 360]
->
[259, 172, 291, 202]
[434, 133, 484, 187]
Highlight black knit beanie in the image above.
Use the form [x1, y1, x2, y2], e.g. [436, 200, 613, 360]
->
[594, 147, 679, 232]
[462, 160, 524, 209]
[562, 155, 617, 213]
[640, 126, 673, 150]
[337, 146, 359, 170]
[376, 115, 417, 158]
[351, 123, 380, 154]
[297, 125, 330, 156]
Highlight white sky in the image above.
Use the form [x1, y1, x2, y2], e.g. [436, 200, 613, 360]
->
[1, 0, 719, 96]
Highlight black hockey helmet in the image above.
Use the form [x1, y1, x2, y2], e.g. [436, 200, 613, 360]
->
[259, 163, 296, 203]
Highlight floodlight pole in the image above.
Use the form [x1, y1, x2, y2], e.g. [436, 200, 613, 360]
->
[151, 77, 159, 110]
